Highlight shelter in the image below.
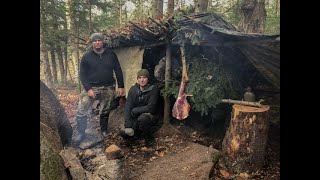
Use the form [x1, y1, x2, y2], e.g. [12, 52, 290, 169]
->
[100, 12, 279, 94]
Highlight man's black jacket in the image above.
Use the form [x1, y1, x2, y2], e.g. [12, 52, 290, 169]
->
[124, 83, 161, 128]
[80, 48, 124, 91]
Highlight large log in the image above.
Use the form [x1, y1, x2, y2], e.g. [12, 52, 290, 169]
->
[222, 104, 270, 173]
[40, 80, 73, 179]
[40, 80, 73, 146]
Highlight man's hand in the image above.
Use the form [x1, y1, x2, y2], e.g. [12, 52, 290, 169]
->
[87, 89, 96, 98]
[125, 128, 134, 136]
[131, 108, 139, 118]
[117, 88, 124, 97]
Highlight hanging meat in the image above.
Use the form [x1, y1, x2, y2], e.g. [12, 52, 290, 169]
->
[172, 45, 192, 120]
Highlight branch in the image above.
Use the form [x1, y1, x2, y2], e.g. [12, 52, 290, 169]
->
[148, 17, 168, 32]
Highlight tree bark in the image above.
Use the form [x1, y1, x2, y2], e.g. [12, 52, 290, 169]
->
[67, 0, 80, 86]
[119, 0, 122, 26]
[56, 46, 65, 84]
[167, 0, 174, 16]
[40, 0, 53, 87]
[64, 47, 69, 82]
[62, 7, 69, 83]
[40, 80, 73, 179]
[238, 0, 266, 33]
[180, 0, 185, 8]
[59, 148, 87, 180]
[222, 104, 270, 173]
[153, 0, 164, 19]
[50, 48, 58, 83]
[87, 0, 93, 34]
[195, 0, 208, 13]
[41, 46, 53, 88]
[275, 0, 279, 17]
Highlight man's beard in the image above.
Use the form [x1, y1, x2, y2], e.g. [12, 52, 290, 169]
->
[93, 46, 104, 54]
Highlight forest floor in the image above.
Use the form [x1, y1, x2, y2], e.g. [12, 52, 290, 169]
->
[56, 84, 280, 180]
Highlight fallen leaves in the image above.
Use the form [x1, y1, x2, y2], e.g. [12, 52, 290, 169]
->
[56, 87, 78, 121]
[220, 169, 230, 179]
[239, 172, 250, 178]
[56, 84, 279, 180]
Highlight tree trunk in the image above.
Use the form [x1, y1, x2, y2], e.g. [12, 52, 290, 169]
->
[222, 104, 270, 173]
[40, 0, 53, 88]
[69, 54, 76, 79]
[167, 0, 174, 16]
[238, 0, 266, 33]
[67, 0, 80, 85]
[163, 40, 172, 125]
[41, 47, 53, 88]
[56, 46, 65, 84]
[119, 0, 122, 26]
[124, 4, 128, 23]
[87, 0, 93, 34]
[195, 0, 208, 13]
[48, 0, 60, 85]
[275, 0, 279, 17]
[180, 0, 185, 8]
[152, 0, 164, 19]
[62, 7, 69, 83]
[50, 48, 58, 83]
[64, 47, 69, 82]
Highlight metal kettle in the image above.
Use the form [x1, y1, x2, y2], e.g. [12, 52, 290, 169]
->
[244, 87, 256, 102]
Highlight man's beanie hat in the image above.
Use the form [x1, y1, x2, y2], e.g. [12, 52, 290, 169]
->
[90, 33, 104, 42]
[137, 69, 150, 79]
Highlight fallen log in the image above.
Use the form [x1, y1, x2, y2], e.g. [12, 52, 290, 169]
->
[59, 148, 87, 180]
[40, 80, 73, 180]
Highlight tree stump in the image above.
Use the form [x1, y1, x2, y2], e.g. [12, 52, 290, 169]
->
[222, 104, 270, 173]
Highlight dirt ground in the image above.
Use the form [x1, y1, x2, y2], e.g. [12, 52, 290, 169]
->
[56, 85, 280, 180]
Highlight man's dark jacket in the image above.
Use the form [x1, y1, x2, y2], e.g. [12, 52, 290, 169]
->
[125, 84, 161, 128]
[80, 48, 124, 91]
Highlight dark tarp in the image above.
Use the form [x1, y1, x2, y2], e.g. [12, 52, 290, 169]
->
[102, 12, 280, 90]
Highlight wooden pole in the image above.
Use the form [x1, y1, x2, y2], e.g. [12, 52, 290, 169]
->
[221, 99, 264, 107]
[163, 39, 172, 125]
[222, 104, 270, 173]
[180, 44, 188, 82]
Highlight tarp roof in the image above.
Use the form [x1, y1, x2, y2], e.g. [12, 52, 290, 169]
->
[101, 12, 280, 89]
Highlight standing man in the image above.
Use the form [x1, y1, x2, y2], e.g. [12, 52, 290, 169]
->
[74, 32, 124, 145]
[123, 69, 162, 146]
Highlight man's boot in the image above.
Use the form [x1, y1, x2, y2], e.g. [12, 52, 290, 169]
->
[137, 113, 155, 147]
[100, 113, 109, 138]
[144, 133, 155, 147]
[73, 116, 87, 144]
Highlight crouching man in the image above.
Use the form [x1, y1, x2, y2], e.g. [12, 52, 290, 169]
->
[122, 69, 162, 146]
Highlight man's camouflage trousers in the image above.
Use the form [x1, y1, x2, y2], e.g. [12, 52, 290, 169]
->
[76, 85, 117, 118]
